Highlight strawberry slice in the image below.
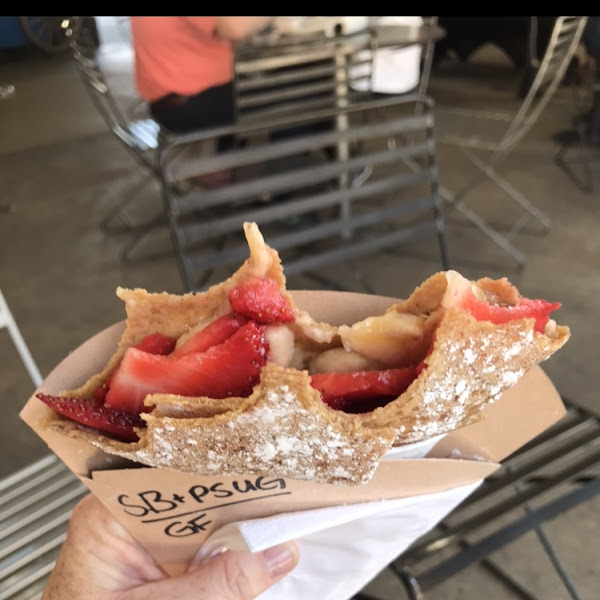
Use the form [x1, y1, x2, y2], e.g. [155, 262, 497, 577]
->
[104, 321, 268, 415]
[311, 366, 418, 413]
[173, 313, 247, 357]
[442, 271, 560, 333]
[228, 276, 295, 324]
[461, 296, 560, 334]
[93, 333, 177, 403]
[133, 333, 177, 355]
[36, 393, 145, 442]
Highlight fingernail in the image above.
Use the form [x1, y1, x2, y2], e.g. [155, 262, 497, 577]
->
[262, 542, 297, 578]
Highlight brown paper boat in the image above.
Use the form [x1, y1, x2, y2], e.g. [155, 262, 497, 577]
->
[20, 291, 565, 575]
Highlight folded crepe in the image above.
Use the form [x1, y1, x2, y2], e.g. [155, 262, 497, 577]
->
[38, 222, 570, 485]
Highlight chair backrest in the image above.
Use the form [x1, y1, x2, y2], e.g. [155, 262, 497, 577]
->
[233, 31, 371, 124]
[68, 31, 160, 172]
[493, 16, 588, 161]
[157, 94, 450, 292]
[437, 17, 587, 164]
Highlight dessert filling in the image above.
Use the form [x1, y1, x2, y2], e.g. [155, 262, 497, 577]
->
[37, 270, 560, 442]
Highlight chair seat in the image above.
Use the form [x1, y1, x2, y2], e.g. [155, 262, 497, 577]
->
[0, 455, 88, 599]
[127, 118, 161, 151]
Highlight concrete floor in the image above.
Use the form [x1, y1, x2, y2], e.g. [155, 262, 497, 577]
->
[1, 17, 599, 600]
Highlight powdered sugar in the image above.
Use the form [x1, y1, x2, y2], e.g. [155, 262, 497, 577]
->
[463, 348, 476, 364]
[397, 318, 537, 445]
[133, 375, 393, 485]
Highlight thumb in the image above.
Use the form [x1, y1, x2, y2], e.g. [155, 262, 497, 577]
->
[189, 542, 299, 599]
[133, 542, 299, 600]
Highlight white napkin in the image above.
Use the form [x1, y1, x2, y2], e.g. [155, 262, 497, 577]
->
[198, 480, 482, 600]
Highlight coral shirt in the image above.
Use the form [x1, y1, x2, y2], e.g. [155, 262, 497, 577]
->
[130, 17, 234, 102]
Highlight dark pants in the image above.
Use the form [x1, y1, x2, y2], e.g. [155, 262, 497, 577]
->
[150, 82, 235, 152]
[150, 77, 335, 155]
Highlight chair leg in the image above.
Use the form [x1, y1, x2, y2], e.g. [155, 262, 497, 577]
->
[527, 509, 584, 600]
[119, 211, 170, 264]
[440, 144, 555, 267]
[463, 149, 552, 233]
[100, 195, 163, 235]
[0, 290, 43, 387]
[440, 184, 527, 268]
[554, 133, 596, 194]
[394, 565, 424, 600]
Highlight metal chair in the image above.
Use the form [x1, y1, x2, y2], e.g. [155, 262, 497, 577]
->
[233, 20, 444, 125]
[435, 16, 588, 268]
[554, 72, 600, 194]
[157, 94, 451, 293]
[68, 30, 165, 262]
[233, 28, 374, 125]
[358, 17, 441, 102]
[0, 455, 87, 600]
[0, 289, 42, 389]
[354, 397, 600, 600]
[417, 17, 440, 100]
[69, 28, 160, 175]
[0, 294, 83, 600]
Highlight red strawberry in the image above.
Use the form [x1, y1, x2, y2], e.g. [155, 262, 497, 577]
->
[104, 321, 268, 415]
[133, 333, 177, 355]
[442, 271, 560, 333]
[459, 294, 560, 334]
[228, 276, 295, 324]
[36, 393, 145, 442]
[173, 313, 247, 357]
[310, 366, 418, 413]
[93, 333, 177, 402]
[93, 382, 110, 403]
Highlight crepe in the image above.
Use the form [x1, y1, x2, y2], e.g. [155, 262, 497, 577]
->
[41, 222, 570, 485]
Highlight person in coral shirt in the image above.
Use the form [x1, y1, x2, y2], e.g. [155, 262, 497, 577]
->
[130, 17, 273, 145]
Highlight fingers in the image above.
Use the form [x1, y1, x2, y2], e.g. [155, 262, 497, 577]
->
[61, 495, 165, 589]
[51, 496, 298, 600]
[130, 542, 299, 600]
[189, 543, 299, 599]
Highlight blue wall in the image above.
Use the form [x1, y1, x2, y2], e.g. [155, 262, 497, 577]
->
[0, 17, 30, 49]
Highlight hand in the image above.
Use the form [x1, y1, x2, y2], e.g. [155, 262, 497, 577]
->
[43, 494, 299, 600]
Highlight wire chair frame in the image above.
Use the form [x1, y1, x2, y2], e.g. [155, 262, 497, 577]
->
[353, 398, 600, 600]
[417, 17, 439, 101]
[69, 36, 161, 171]
[68, 33, 171, 262]
[492, 16, 589, 164]
[156, 94, 451, 293]
[437, 17, 588, 268]
[0, 289, 43, 388]
[554, 67, 600, 194]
